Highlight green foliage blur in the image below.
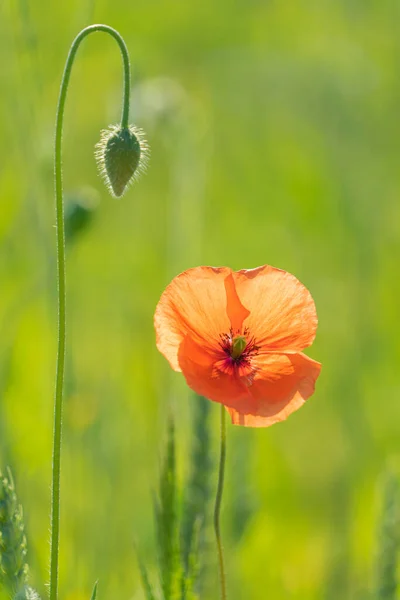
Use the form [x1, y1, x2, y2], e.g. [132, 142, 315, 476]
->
[1, 0, 400, 598]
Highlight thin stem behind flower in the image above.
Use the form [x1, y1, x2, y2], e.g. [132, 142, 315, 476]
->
[214, 403, 227, 600]
[51, 24, 131, 600]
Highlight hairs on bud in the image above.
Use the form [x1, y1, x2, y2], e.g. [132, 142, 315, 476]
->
[95, 124, 149, 198]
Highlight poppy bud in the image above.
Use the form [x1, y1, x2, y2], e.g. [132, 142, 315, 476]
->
[64, 189, 98, 244]
[231, 335, 247, 359]
[95, 124, 149, 197]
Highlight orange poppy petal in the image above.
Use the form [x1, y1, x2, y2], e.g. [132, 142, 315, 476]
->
[233, 265, 318, 351]
[224, 272, 250, 332]
[154, 266, 250, 371]
[226, 352, 321, 427]
[177, 335, 255, 411]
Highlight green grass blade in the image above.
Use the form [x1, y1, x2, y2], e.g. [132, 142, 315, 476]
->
[137, 556, 157, 600]
[13, 587, 41, 600]
[90, 581, 98, 600]
[180, 518, 201, 600]
[374, 469, 400, 599]
[0, 468, 29, 596]
[181, 395, 211, 573]
[155, 419, 179, 599]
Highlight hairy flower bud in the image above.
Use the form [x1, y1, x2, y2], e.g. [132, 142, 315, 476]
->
[95, 124, 149, 197]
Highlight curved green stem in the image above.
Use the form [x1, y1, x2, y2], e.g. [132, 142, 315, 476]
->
[214, 404, 227, 600]
[51, 24, 131, 600]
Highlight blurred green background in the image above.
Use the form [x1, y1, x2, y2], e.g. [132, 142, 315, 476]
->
[1, 0, 400, 598]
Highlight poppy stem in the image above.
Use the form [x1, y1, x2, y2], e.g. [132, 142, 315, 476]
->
[51, 25, 131, 600]
[214, 403, 227, 600]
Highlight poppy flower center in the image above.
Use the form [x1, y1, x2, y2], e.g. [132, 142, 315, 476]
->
[218, 327, 259, 373]
[231, 335, 247, 359]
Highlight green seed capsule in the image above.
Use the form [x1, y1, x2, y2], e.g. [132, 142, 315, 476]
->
[231, 335, 247, 359]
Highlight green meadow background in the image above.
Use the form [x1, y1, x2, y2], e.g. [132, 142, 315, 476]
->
[1, 1, 400, 598]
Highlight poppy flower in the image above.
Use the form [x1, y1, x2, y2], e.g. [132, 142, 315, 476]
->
[154, 265, 321, 427]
